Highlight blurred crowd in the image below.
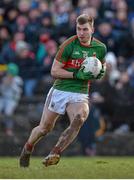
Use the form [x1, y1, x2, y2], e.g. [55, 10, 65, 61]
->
[0, 0, 134, 152]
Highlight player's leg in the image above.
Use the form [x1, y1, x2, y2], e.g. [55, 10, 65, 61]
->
[43, 102, 89, 166]
[53, 102, 89, 153]
[19, 105, 59, 167]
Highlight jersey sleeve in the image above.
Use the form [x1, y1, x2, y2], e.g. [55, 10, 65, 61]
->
[55, 43, 73, 64]
[99, 44, 107, 63]
[55, 35, 78, 64]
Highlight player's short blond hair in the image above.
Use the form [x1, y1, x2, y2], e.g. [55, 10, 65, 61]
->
[76, 14, 94, 27]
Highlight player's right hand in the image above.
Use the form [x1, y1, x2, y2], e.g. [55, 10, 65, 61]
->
[73, 68, 95, 80]
[95, 65, 105, 79]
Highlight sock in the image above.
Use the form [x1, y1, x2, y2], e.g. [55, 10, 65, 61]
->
[25, 142, 34, 152]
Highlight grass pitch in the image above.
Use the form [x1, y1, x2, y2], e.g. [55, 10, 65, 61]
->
[0, 156, 134, 179]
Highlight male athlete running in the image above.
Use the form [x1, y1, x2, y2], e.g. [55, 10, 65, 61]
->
[19, 14, 107, 167]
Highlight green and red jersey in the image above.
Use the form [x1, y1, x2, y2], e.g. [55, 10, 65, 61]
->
[53, 35, 107, 94]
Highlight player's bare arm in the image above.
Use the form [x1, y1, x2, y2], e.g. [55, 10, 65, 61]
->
[51, 58, 95, 80]
[51, 59, 74, 79]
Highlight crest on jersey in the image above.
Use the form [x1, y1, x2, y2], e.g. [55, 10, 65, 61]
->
[93, 52, 97, 57]
[82, 51, 88, 58]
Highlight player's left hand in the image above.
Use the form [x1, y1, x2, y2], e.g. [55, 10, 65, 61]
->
[73, 67, 95, 80]
[96, 65, 105, 79]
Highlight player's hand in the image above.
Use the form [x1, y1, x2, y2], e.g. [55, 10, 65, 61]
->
[73, 68, 95, 80]
[96, 65, 105, 79]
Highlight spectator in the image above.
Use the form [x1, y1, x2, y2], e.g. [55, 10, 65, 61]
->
[17, 0, 31, 14]
[90, 70, 116, 132]
[0, 25, 11, 62]
[0, 31, 25, 64]
[0, 63, 23, 136]
[78, 105, 104, 156]
[0, 25, 11, 48]
[38, 0, 49, 13]
[4, 8, 19, 34]
[105, 52, 120, 85]
[111, 9, 128, 37]
[118, 18, 134, 66]
[52, 0, 71, 38]
[14, 14, 29, 33]
[111, 71, 134, 131]
[15, 40, 39, 97]
[43, 40, 57, 75]
[67, 11, 78, 37]
[95, 20, 120, 55]
[25, 8, 41, 50]
[39, 12, 57, 41]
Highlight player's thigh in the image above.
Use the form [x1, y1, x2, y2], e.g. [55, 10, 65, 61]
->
[66, 102, 89, 123]
[39, 105, 60, 128]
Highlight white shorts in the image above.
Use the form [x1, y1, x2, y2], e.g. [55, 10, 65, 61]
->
[45, 88, 89, 115]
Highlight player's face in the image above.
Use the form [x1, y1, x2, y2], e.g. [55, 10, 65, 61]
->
[76, 23, 94, 44]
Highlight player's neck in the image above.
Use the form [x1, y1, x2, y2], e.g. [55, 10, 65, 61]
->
[80, 36, 92, 46]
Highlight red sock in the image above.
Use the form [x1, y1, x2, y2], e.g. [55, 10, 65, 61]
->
[25, 142, 34, 152]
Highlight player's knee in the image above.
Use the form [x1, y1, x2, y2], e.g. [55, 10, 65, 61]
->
[72, 114, 85, 128]
[75, 109, 88, 123]
[37, 127, 46, 136]
[39, 123, 53, 135]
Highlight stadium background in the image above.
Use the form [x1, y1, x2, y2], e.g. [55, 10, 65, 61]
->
[0, 0, 134, 156]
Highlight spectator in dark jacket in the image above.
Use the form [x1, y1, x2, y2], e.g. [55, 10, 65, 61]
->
[0, 31, 25, 64]
[15, 41, 39, 97]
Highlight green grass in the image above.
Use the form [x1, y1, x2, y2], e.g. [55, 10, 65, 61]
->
[0, 156, 134, 179]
